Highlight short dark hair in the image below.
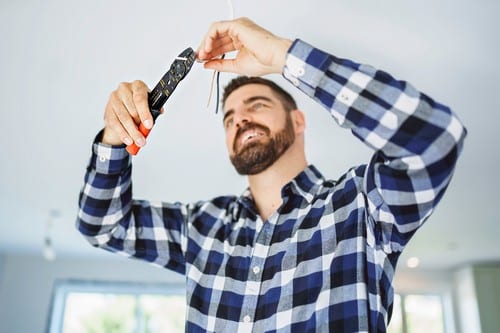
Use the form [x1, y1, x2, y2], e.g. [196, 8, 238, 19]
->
[222, 76, 297, 112]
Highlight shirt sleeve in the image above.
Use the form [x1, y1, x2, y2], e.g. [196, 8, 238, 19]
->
[283, 39, 467, 253]
[76, 134, 189, 274]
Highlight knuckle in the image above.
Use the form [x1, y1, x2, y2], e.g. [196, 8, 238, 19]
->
[132, 79, 145, 87]
[109, 90, 119, 103]
[132, 80, 148, 95]
[117, 81, 130, 90]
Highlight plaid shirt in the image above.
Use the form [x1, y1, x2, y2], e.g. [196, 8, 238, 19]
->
[77, 39, 466, 332]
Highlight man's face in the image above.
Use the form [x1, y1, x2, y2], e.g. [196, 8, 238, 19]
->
[223, 84, 296, 175]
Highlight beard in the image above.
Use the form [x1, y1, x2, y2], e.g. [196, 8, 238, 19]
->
[230, 114, 296, 175]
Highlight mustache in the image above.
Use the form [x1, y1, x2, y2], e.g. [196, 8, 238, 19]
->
[233, 122, 271, 151]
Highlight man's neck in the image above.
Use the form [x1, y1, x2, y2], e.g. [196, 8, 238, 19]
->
[247, 146, 307, 221]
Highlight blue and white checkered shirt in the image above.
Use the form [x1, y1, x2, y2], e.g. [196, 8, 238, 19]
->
[77, 39, 466, 332]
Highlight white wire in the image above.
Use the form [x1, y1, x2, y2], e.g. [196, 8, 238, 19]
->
[207, 0, 235, 109]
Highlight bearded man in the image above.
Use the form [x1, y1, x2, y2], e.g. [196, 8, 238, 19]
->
[77, 17, 466, 332]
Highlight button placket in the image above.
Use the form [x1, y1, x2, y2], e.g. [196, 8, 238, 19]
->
[239, 221, 273, 328]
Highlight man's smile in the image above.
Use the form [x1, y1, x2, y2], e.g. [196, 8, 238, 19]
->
[239, 128, 265, 146]
[234, 123, 270, 152]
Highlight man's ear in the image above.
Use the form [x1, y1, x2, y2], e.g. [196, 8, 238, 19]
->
[291, 109, 306, 135]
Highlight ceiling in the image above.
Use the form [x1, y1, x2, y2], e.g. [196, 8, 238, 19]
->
[0, 0, 498, 271]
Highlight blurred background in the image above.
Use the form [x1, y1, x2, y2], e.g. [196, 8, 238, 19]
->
[0, 0, 498, 332]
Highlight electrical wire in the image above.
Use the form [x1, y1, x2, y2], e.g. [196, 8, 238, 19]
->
[207, 0, 235, 113]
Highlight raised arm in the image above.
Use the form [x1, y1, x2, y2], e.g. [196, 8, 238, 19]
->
[76, 80, 189, 273]
[283, 40, 466, 251]
[198, 17, 467, 252]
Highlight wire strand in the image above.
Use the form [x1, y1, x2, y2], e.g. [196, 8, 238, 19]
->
[207, 0, 235, 113]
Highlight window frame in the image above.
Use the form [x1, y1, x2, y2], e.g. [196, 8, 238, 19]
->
[46, 279, 186, 333]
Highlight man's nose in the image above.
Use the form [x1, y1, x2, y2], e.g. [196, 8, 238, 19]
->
[234, 112, 252, 128]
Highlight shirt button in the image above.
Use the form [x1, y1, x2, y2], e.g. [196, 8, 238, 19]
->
[243, 315, 251, 323]
[99, 155, 107, 162]
[252, 266, 260, 275]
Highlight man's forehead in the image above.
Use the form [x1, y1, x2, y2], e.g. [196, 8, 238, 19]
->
[223, 84, 276, 112]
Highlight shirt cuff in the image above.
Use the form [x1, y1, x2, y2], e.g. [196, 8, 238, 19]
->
[283, 39, 335, 96]
[89, 130, 131, 174]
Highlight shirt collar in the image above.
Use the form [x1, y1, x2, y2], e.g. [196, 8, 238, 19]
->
[281, 165, 325, 204]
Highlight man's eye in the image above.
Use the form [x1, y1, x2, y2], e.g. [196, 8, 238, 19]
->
[224, 118, 233, 128]
[250, 103, 265, 111]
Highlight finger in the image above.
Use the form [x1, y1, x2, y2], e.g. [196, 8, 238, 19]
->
[201, 38, 238, 60]
[131, 80, 153, 129]
[104, 110, 133, 145]
[204, 57, 239, 74]
[197, 35, 229, 60]
[113, 101, 146, 147]
[116, 85, 140, 124]
[197, 20, 234, 59]
[205, 34, 235, 53]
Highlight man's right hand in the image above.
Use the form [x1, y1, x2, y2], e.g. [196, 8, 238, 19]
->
[102, 80, 155, 147]
[197, 17, 292, 77]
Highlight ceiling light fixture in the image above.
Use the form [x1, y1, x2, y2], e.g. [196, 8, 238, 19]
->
[43, 209, 60, 261]
[406, 256, 420, 268]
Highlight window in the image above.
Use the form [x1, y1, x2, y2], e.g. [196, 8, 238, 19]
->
[388, 293, 446, 333]
[47, 280, 186, 333]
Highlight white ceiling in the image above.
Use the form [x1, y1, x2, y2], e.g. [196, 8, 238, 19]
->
[0, 0, 499, 271]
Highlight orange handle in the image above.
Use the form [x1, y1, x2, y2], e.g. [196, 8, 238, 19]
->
[126, 123, 152, 155]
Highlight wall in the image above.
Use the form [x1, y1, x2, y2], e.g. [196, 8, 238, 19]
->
[454, 266, 481, 333]
[473, 264, 500, 333]
[453, 263, 500, 333]
[0, 254, 5, 302]
[394, 268, 454, 294]
[0, 252, 183, 333]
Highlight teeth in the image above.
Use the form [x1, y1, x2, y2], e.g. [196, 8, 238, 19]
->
[241, 130, 262, 143]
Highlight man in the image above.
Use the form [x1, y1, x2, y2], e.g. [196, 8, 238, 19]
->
[77, 17, 466, 332]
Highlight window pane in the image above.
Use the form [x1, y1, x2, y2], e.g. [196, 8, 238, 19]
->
[138, 294, 186, 333]
[62, 293, 136, 333]
[405, 295, 444, 333]
[388, 294, 403, 333]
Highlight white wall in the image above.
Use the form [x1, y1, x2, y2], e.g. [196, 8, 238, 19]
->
[394, 268, 454, 294]
[0, 252, 183, 333]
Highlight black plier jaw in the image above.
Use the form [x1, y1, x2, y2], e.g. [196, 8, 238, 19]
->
[149, 47, 196, 114]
